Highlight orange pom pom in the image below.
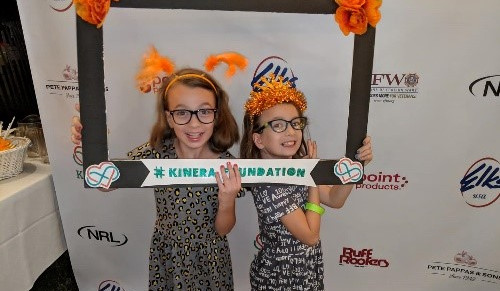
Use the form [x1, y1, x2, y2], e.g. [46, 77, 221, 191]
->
[205, 52, 248, 78]
[136, 46, 175, 92]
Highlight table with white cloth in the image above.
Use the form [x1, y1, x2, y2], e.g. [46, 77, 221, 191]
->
[0, 159, 67, 291]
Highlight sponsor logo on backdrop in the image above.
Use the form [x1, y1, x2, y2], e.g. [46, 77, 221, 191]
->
[47, 0, 73, 12]
[251, 56, 298, 89]
[427, 251, 500, 285]
[254, 233, 263, 251]
[370, 73, 420, 104]
[140, 75, 168, 94]
[355, 171, 409, 190]
[339, 247, 389, 268]
[469, 75, 500, 97]
[460, 157, 500, 207]
[77, 225, 128, 247]
[45, 65, 79, 99]
[98, 279, 126, 291]
[73, 144, 84, 180]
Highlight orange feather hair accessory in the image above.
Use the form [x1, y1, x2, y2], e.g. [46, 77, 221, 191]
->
[136, 46, 175, 91]
[205, 52, 248, 78]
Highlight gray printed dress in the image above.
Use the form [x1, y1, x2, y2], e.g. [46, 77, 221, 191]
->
[250, 185, 324, 291]
[128, 138, 239, 291]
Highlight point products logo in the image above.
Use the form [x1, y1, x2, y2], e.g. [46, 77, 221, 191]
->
[339, 247, 389, 268]
[427, 251, 499, 285]
[47, 0, 73, 12]
[370, 73, 420, 104]
[78, 225, 128, 247]
[355, 171, 409, 190]
[98, 279, 125, 291]
[460, 157, 500, 207]
[469, 75, 500, 97]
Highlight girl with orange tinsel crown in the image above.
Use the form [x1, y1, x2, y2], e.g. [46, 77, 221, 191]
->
[240, 70, 373, 290]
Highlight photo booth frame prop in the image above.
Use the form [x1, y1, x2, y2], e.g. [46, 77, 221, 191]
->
[77, 0, 375, 188]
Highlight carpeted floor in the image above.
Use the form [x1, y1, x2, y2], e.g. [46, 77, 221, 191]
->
[30, 251, 79, 291]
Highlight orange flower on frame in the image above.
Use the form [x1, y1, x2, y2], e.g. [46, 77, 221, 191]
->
[73, 0, 119, 28]
[334, 0, 382, 36]
[335, 0, 366, 9]
[335, 6, 368, 36]
[363, 0, 382, 27]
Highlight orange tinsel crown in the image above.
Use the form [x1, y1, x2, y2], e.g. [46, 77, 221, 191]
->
[244, 74, 307, 120]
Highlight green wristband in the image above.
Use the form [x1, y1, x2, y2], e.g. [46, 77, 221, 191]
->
[305, 202, 325, 215]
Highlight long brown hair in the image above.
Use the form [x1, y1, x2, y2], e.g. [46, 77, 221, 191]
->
[149, 68, 239, 153]
[240, 103, 307, 159]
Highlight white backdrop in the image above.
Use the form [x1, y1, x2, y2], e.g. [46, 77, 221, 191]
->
[17, 1, 500, 291]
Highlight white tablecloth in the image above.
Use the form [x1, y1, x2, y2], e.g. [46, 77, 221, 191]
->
[0, 160, 66, 291]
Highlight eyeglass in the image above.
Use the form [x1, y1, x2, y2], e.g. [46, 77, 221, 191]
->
[168, 109, 217, 125]
[255, 117, 307, 133]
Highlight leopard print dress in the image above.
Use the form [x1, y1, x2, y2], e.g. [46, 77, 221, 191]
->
[128, 138, 239, 291]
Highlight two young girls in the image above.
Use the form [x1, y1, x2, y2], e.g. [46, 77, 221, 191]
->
[72, 52, 373, 290]
[240, 74, 372, 290]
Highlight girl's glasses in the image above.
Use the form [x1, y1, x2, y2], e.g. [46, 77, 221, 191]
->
[168, 109, 217, 125]
[255, 117, 307, 133]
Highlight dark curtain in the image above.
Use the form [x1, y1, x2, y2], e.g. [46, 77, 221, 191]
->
[0, 0, 39, 129]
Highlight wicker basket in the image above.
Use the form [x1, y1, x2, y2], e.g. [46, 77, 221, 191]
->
[0, 137, 31, 180]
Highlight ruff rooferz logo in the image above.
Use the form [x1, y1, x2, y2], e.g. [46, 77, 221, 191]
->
[460, 158, 500, 207]
[78, 226, 128, 247]
[355, 171, 409, 190]
[427, 251, 500, 285]
[469, 75, 500, 97]
[370, 73, 420, 104]
[47, 0, 73, 12]
[339, 247, 389, 268]
[98, 280, 125, 291]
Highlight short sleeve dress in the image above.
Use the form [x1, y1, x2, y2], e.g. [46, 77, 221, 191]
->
[249, 185, 324, 291]
[128, 138, 241, 291]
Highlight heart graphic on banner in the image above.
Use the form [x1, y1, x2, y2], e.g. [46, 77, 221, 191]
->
[334, 157, 364, 184]
[85, 162, 120, 189]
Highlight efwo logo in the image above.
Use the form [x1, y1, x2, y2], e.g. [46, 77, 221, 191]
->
[460, 157, 500, 207]
[370, 73, 420, 104]
[251, 56, 298, 89]
[98, 279, 125, 291]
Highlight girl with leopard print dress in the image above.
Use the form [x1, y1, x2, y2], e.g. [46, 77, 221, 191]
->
[72, 48, 247, 290]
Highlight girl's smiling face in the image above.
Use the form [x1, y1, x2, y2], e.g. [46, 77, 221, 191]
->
[252, 103, 303, 159]
[165, 83, 216, 154]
